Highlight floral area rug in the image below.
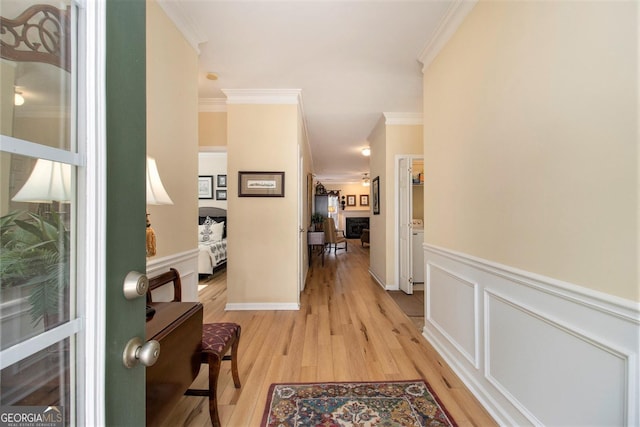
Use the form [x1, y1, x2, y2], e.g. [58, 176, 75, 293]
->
[260, 380, 456, 427]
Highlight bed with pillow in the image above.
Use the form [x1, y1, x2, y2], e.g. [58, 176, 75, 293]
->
[198, 207, 227, 276]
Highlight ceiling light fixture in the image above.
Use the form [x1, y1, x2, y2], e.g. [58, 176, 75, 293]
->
[362, 173, 370, 187]
[206, 72, 218, 81]
[361, 147, 371, 156]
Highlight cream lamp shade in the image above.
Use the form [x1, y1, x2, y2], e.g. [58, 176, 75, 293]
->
[146, 157, 173, 205]
[12, 159, 72, 203]
[146, 157, 172, 257]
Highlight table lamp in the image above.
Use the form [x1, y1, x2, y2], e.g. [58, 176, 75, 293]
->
[146, 157, 173, 257]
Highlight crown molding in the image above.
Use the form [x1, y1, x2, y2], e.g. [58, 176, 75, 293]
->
[199, 98, 227, 113]
[156, 0, 207, 54]
[383, 112, 423, 126]
[198, 147, 227, 153]
[418, 0, 478, 72]
[222, 89, 303, 105]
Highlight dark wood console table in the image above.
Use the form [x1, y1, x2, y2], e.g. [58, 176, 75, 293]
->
[146, 302, 203, 426]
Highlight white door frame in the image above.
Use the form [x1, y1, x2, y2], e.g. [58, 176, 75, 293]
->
[77, 0, 107, 424]
[0, 1, 106, 424]
[395, 154, 423, 294]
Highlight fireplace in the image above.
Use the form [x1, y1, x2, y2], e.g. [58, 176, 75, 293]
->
[345, 217, 369, 239]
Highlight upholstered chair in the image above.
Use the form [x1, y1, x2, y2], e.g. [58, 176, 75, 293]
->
[360, 228, 370, 246]
[323, 217, 347, 253]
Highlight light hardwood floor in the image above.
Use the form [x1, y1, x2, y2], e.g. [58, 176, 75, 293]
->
[161, 241, 497, 427]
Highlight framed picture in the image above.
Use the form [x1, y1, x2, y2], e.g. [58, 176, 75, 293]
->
[217, 174, 227, 188]
[372, 176, 380, 215]
[198, 175, 214, 199]
[359, 194, 369, 206]
[238, 171, 285, 197]
[216, 189, 227, 200]
[346, 195, 356, 206]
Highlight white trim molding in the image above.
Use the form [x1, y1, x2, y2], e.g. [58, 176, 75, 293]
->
[426, 263, 480, 369]
[199, 146, 228, 153]
[146, 249, 199, 302]
[156, 0, 206, 54]
[199, 97, 227, 113]
[222, 88, 303, 105]
[368, 268, 395, 291]
[418, 0, 478, 71]
[422, 243, 640, 426]
[383, 112, 423, 126]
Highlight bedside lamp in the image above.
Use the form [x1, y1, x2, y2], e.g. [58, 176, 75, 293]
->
[146, 157, 173, 257]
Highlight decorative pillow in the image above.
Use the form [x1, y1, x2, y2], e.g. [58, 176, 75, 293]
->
[210, 221, 225, 242]
[199, 216, 216, 242]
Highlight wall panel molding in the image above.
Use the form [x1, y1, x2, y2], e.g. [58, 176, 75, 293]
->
[422, 244, 640, 426]
[426, 263, 479, 368]
[146, 249, 199, 302]
[484, 289, 632, 426]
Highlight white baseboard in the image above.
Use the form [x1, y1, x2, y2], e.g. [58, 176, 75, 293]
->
[422, 244, 640, 427]
[146, 248, 199, 302]
[368, 268, 399, 290]
[225, 302, 300, 311]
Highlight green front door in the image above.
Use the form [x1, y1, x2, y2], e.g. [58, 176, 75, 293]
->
[105, 0, 147, 425]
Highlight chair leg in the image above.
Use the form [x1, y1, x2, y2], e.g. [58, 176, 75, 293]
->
[207, 354, 222, 427]
[231, 330, 241, 388]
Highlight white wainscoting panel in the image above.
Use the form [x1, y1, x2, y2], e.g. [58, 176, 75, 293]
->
[422, 244, 640, 426]
[146, 249, 199, 302]
[426, 264, 479, 368]
[486, 290, 629, 426]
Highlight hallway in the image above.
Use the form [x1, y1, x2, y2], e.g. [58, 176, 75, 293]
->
[162, 240, 496, 426]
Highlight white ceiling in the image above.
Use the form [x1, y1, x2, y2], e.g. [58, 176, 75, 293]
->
[159, 1, 461, 183]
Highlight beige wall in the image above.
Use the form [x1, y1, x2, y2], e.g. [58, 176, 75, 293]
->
[369, 118, 423, 286]
[300, 112, 313, 282]
[384, 123, 423, 286]
[227, 104, 300, 305]
[199, 111, 227, 147]
[368, 118, 386, 284]
[423, 1, 638, 301]
[146, 0, 199, 258]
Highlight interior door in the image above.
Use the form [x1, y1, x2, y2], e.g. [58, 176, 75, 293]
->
[104, 0, 147, 424]
[398, 157, 413, 294]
